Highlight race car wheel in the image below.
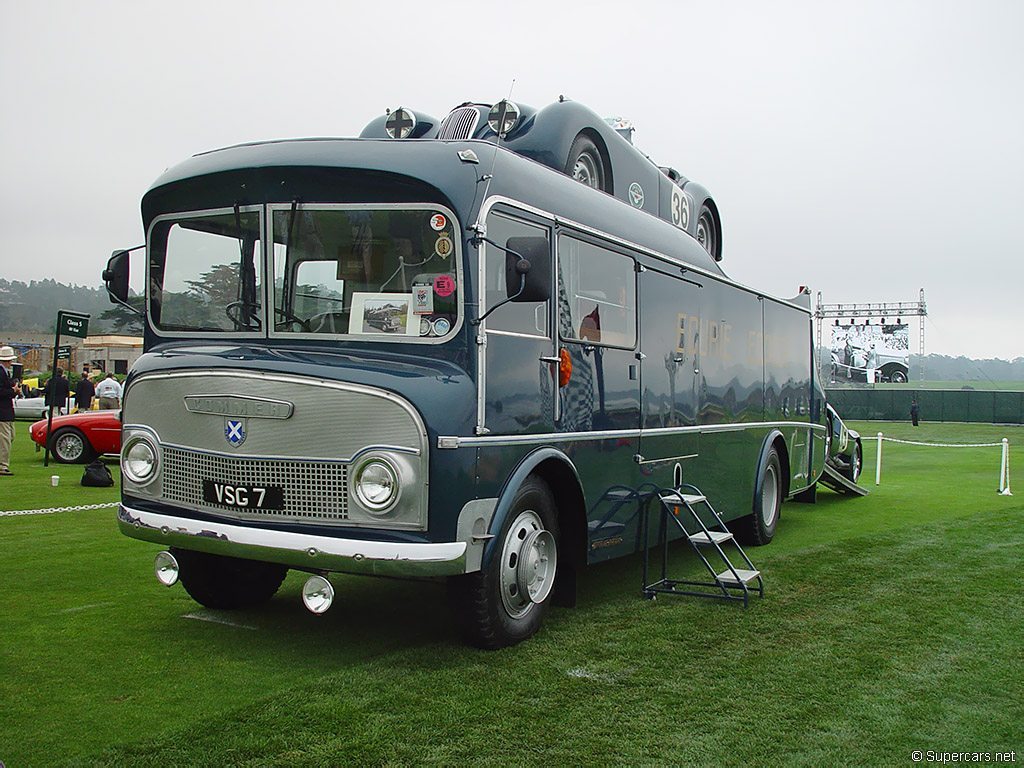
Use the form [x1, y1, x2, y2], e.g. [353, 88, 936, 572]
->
[171, 547, 288, 610]
[696, 203, 719, 259]
[565, 134, 606, 192]
[50, 427, 96, 464]
[448, 475, 559, 649]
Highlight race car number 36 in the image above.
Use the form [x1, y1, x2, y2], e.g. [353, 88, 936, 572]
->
[670, 186, 692, 230]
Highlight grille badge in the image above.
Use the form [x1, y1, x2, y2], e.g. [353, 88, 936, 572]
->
[225, 419, 247, 447]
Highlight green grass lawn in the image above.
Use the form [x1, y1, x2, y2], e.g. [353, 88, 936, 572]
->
[1, 423, 1021, 766]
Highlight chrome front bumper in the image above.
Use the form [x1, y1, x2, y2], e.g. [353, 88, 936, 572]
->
[118, 504, 467, 577]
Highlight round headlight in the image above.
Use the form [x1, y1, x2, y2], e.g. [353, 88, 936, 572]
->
[354, 459, 399, 512]
[487, 100, 520, 136]
[123, 436, 158, 484]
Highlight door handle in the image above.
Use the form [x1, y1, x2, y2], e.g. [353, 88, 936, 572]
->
[539, 356, 561, 364]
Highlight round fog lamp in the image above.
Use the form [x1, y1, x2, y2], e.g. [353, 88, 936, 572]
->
[154, 551, 179, 587]
[123, 438, 157, 484]
[302, 575, 335, 615]
[355, 460, 399, 512]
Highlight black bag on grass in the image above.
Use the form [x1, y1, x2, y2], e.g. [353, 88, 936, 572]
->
[81, 460, 113, 487]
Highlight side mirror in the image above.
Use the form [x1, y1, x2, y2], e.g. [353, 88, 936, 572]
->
[504, 237, 550, 302]
[103, 250, 130, 304]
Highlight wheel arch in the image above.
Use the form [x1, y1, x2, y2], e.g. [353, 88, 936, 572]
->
[484, 447, 587, 574]
[755, 429, 791, 502]
[576, 127, 614, 195]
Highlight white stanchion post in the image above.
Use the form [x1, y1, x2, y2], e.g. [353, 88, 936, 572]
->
[876, 432, 883, 486]
[999, 438, 1013, 496]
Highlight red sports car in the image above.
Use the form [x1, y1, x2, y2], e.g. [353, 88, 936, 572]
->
[29, 410, 122, 464]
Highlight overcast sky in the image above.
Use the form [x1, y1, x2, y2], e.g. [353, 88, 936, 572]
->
[1, 0, 1021, 359]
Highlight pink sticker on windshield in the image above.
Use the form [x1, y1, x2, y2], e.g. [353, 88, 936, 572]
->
[434, 275, 456, 297]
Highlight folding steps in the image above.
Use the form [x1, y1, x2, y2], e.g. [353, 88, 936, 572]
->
[641, 485, 764, 607]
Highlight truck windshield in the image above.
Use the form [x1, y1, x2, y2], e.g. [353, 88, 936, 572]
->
[148, 208, 263, 333]
[270, 205, 460, 341]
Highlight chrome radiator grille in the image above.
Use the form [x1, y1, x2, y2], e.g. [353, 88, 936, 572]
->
[438, 106, 480, 141]
[162, 446, 348, 523]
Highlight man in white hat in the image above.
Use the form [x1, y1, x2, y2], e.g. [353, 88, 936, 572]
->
[0, 345, 21, 475]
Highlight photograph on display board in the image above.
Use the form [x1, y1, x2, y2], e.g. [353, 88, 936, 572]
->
[830, 323, 910, 383]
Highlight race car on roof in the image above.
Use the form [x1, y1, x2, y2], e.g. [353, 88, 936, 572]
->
[360, 98, 723, 261]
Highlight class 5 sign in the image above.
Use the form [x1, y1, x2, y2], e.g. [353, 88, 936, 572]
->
[58, 311, 90, 338]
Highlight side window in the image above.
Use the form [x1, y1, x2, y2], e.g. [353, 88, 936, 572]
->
[557, 235, 637, 348]
[484, 212, 550, 336]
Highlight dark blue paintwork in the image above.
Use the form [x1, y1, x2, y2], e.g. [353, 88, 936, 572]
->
[121, 126, 825, 576]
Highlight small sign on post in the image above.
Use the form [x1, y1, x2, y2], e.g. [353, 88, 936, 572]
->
[44, 310, 90, 467]
[59, 312, 90, 339]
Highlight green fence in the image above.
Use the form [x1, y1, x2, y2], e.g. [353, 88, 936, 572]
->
[826, 388, 1024, 424]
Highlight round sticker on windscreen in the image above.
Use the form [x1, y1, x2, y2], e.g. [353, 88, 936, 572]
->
[434, 275, 456, 297]
[435, 235, 453, 258]
[430, 214, 447, 231]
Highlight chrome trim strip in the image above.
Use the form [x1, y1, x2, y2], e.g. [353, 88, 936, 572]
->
[118, 505, 467, 577]
[437, 420, 824, 448]
[637, 453, 698, 466]
[146, 205, 267, 339]
[484, 328, 549, 341]
[477, 194, 811, 315]
[265, 202, 465, 346]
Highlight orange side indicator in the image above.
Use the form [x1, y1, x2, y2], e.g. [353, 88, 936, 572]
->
[558, 348, 572, 388]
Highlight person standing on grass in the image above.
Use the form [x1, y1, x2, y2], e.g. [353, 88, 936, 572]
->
[911, 399, 920, 427]
[74, 367, 95, 412]
[96, 372, 122, 410]
[0, 346, 22, 476]
[45, 367, 71, 414]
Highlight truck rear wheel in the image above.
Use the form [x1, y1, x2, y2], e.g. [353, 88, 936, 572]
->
[741, 446, 782, 546]
[171, 548, 287, 610]
[449, 476, 559, 649]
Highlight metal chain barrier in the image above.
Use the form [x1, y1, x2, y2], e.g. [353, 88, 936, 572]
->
[0, 502, 118, 518]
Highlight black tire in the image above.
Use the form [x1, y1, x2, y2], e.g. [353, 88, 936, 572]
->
[696, 203, 720, 260]
[890, 369, 908, 384]
[448, 476, 560, 649]
[743, 446, 783, 546]
[49, 427, 96, 464]
[564, 134, 607, 192]
[171, 547, 287, 610]
[841, 441, 863, 483]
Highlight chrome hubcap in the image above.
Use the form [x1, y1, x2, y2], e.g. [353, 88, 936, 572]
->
[761, 464, 778, 527]
[572, 153, 599, 188]
[500, 510, 557, 619]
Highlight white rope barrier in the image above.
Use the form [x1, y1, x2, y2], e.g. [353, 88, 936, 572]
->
[0, 502, 118, 518]
[869, 432, 1012, 495]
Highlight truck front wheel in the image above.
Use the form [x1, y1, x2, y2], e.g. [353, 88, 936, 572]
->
[171, 548, 287, 610]
[449, 476, 559, 649]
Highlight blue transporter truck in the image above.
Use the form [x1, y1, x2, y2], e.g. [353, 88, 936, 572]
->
[106, 99, 829, 648]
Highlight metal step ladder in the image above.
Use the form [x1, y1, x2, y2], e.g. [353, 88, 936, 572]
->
[641, 484, 764, 607]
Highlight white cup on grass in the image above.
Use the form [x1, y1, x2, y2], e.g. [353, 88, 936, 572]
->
[51, 475, 59, 487]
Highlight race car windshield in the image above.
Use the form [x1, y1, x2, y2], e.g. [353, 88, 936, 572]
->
[270, 206, 460, 341]
[148, 208, 264, 334]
